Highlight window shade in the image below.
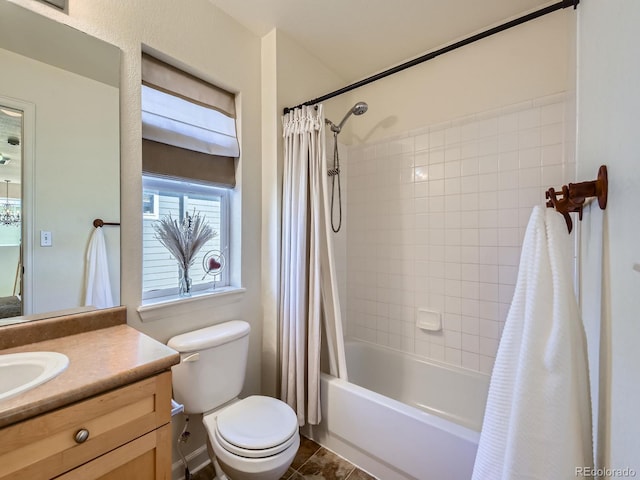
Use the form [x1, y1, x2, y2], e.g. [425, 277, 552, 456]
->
[142, 53, 235, 117]
[142, 139, 236, 188]
[141, 53, 239, 185]
[142, 85, 239, 157]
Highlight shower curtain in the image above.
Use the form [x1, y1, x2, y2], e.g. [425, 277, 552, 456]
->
[280, 104, 347, 426]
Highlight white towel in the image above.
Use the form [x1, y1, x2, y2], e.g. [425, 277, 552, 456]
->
[580, 203, 608, 470]
[472, 206, 593, 480]
[84, 227, 114, 309]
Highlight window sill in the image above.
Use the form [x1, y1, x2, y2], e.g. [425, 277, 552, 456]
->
[137, 286, 246, 323]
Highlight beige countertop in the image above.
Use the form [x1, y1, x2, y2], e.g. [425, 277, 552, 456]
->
[0, 322, 179, 428]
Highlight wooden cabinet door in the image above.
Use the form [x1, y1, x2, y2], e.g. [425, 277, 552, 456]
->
[55, 423, 171, 480]
[0, 371, 172, 480]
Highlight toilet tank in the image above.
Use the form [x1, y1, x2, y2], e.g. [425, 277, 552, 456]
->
[168, 320, 250, 414]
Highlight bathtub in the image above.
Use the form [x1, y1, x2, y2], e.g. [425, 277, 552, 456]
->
[304, 339, 490, 480]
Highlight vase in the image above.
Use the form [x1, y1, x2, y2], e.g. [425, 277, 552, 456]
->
[178, 265, 192, 297]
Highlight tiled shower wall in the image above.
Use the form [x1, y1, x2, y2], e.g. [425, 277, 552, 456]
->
[339, 93, 574, 374]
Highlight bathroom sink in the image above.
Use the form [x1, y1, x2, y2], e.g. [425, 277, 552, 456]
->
[0, 352, 69, 402]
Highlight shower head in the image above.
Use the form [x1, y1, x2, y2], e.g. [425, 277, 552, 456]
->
[352, 102, 368, 116]
[326, 101, 368, 133]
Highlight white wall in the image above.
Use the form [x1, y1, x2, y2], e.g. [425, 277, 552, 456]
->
[10, 0, 263, 474]
[342, 11, 575, 145]
[577, 0, 640, 473]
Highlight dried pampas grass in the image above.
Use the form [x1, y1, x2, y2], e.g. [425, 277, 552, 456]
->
[153, 209, 217, 271]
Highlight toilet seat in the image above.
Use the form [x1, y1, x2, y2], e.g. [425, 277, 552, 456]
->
[205, 395, 299, 459]
[214, 425, 298, 458]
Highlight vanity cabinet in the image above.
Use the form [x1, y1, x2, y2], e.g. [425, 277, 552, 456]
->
[0, 371, 172, 480]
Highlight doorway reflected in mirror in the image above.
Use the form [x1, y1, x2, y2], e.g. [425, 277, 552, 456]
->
[0, 105, 22, 319]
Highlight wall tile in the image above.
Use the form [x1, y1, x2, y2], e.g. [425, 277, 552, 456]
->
[462, 351, 480, 371]
[462, 333, 480, 353]
[499, 132, 519, 152]
[445, 347, 462, 366]
[461, 157, 479, 177]
[540, 102, 564, 125]
[429, 129, 446, 148]
[460, 122, 478, 142]
[478, 137, 499, 156]
[430, 343, 445, 361]
[415, 133, 430, 151]
[519, 147, 541, 169]
[343, 94, 571, 373]
[477, 117, 499, 138]
[479, 355, 495, 374]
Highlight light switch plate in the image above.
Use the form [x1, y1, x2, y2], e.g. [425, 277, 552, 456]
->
[40, 230, 52, 247]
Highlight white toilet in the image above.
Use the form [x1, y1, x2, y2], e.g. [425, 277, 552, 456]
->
[168, 321, 300, 480]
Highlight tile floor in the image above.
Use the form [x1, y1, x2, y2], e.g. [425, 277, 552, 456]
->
[191, 436, 377, 480]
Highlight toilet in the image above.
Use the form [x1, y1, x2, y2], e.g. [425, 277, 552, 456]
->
[168, 321, 300, 480]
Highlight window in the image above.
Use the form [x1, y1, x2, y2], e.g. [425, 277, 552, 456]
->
[142, 176, 230, 299]
[140, 53, 238, 302]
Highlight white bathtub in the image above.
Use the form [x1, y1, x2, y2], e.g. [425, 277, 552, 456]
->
[305, 339, 490, 480]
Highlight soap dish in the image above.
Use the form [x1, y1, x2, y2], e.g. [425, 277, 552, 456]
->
[416, 308, 442, 331]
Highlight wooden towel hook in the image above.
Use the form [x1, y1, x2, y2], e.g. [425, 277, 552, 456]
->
[545, 165, 608, 233]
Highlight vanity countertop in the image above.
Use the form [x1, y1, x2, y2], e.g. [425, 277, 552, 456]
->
[0, 319, 179, 428]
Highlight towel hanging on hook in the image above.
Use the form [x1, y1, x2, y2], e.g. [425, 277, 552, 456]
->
[84, 227, 115, 309]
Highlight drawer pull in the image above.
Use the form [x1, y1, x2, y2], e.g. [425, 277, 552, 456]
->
[74, 428, 90, 444]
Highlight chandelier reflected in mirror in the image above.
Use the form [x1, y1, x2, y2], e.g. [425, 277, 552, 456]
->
[1, 180, 20, 226]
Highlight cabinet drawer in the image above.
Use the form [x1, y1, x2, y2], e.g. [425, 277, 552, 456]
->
[0, 371, 171, 480]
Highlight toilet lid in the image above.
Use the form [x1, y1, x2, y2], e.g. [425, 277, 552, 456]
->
[216, 395, 298, 451]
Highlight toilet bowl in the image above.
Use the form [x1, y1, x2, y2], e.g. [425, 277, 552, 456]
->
[203, 396, 299, 480]
[202, 395, 299, 480]
[167, 321, 300, 480]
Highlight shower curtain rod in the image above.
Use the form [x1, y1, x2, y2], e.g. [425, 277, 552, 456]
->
[283, 0, 579, 115]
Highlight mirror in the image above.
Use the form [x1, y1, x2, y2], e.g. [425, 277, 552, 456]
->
[0, 1, 120, 324]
